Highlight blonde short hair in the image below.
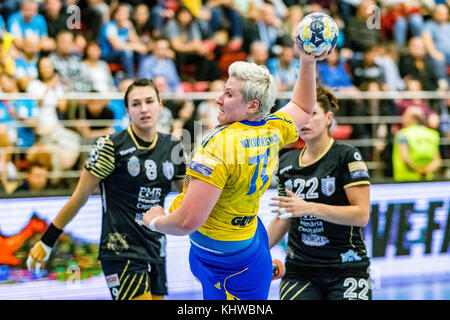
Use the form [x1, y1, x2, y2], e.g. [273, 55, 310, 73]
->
[228, 61, 277, 120]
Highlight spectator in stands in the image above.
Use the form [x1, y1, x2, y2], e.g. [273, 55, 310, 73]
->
[49, 31, 92, 93]
[14, 34, 40, 91]
[98, 3, 147, 78]
[164, 5, 221, 81]
[381, 1, 424, 47]
[196, 79, 224, 132]
[26, 56, 66, 133]
[332, 13, 346, 49]
[361, 80, 398, 160]
[268, 37, 299, 92]
[150, 0, 178, 39]
[350, 45, 386, 89]
[26, 57, 81, 175]
[246, 41, 269, 66]
[0, 72, 18, 146]
[266, 36, 299, 110]
[132, 3, 154, 53]
[21, 143, 54, 187]
[0, 124, 17, 194]
[393, 106, 441, 181]
[6, 0, 54, 52]
[233, 0, 260, 17]
[0, 72, 39, 149]
[1, 0, 21, 21]
[345, 0, 382, 54]
[152, 75, 176, 134]
[282, 5, 303, 40]
[397, 78, 439, 130]
[14, 161, 50, 195]
[317, 47, 357, 92]
[79, 0, 106, 42]
[205, 0, 244, 50]
[172, 99, 197, 147]
[399, 36, 440, 91]
[422, 3, 450, 89]
[375, 42, 405, 91]
[108, 78, 133, 132]
[242, 1, 285, 56]
[82, 41, 117, 93]
[74, 91, 115, 144]
[304, 0, 336, 12]
[138, 38, 183, 93]
[182, 0, 212, 40]
[336, 0, 358, 26]
[41, 0, 69, 40]
[0, 73, 17, 150]
[152, 73, 179, 115]
[259, 0, 285, 51]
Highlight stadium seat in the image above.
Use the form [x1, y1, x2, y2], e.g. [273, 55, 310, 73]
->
[193, 81, 209, 92]
[181, 82, 193, 92]
[107, 62, 124, 74]
[332, 125, 353, 140]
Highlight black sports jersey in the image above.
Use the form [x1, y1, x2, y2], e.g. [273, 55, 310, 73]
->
[85, 127, 186, 263]
[277, 139, 370, 275]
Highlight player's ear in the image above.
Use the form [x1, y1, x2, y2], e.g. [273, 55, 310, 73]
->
[247, 99, 260, 115]
[326, 111, 334, 127]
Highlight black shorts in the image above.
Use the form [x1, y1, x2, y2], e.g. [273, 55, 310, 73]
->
[101, 259, 168, 300]
[280, 272, 372, 300]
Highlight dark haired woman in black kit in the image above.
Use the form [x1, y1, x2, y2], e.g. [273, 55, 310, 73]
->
[268, 86, 372, 300]
[27, 79, 186, 300]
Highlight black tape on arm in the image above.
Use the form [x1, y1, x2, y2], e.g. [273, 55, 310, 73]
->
[41, 223, 63, 247]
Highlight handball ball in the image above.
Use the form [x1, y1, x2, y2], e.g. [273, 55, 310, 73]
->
[296, 12, 339, 56]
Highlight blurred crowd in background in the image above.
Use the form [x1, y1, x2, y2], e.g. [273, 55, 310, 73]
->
[0, 0, 449, 195]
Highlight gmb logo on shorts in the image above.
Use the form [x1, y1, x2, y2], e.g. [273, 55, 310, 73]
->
[231, 215, 256, 226]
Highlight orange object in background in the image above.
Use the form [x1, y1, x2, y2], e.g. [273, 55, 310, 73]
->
[272, 259, 285, 281]
[0, 215, 47, 266]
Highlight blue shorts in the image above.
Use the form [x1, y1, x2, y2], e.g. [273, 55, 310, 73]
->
[189, 218, 272, 300]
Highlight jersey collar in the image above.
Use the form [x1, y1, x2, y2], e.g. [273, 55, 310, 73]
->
[127, 126, 158, 150]
[239, 119, 267, 126]
[298, 138, 334, 167]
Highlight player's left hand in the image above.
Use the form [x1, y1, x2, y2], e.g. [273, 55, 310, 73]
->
[142, 206, 165, 230]
[26, 241, 52, 274]
[270, 188, 312, 219]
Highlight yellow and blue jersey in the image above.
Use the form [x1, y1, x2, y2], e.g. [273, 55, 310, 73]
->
[170, 111, 299, 253]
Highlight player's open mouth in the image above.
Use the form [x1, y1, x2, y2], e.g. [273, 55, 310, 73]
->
[141, 116, 152, 121]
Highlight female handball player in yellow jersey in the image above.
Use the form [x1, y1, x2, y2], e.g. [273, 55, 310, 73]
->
[141, 43, 333, 299]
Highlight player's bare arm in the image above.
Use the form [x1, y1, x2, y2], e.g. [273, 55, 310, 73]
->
[27, 169, 100, 271]
[278, 46, 333, 128]
[267, 217, 291, 249]
[142, 177, 222, 235]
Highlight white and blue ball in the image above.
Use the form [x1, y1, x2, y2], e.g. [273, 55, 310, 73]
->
[296, 12, 339, 56]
